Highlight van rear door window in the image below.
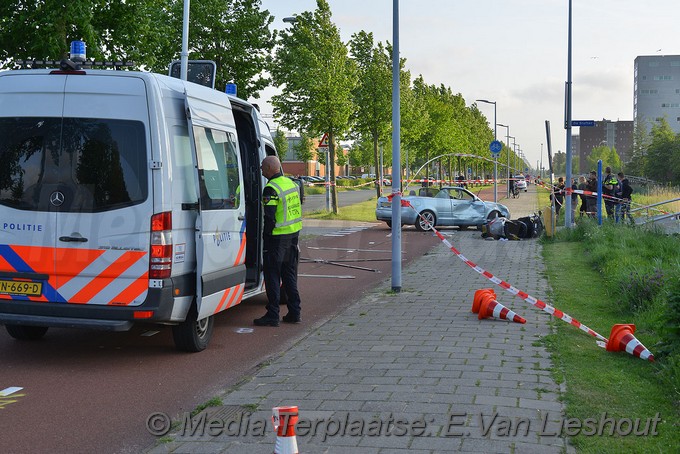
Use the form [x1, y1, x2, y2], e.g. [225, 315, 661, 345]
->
[0, 117, 147, 212]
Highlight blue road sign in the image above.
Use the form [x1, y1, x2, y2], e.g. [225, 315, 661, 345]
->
[572, 120, 596, 127]
[489, 140, 502, 155]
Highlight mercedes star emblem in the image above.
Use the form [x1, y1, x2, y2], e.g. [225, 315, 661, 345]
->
[50, 191, 65, 207]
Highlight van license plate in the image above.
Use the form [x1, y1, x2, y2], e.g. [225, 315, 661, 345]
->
[0, 280, 42, 297]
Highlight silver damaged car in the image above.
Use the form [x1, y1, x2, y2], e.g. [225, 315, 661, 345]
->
[376, 186, 510, 231]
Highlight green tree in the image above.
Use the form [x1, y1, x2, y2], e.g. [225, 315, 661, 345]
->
[586, 146, 621, 173]
[399, 70, 428, 181]
[571, 155, 580, 174]
[335, 145, 348, 169]
[410, 77, 455, 182]
[271, 0, 357, 213]
[0, 1, 276, 100]
[154, 0, 276, 99]
[646, 118, 680, 184]
[347, 138, 374, 170]
[293, 133, 315, 169]
[627, 120, 651, 176]
[552, 150, 566, 176]
[0, 0, 171, 67]
[349, 31, 392, 197]
[273, 128, 288, 161]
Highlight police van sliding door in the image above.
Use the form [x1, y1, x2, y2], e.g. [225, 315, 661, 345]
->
[187, 108, 247, 320]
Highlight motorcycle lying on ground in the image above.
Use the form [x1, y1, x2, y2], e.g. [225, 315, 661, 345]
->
[481, 212, 544, 240]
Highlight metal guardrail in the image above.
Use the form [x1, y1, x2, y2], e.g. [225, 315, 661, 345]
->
[639, 211, 680, 224]
[629, 197, 680, 214]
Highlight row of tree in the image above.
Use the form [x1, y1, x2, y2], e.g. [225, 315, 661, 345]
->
[0, 0, 524, 211]
[551, 146, 622, 176]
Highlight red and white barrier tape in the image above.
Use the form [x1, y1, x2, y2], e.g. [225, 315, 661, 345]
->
[536, 181, 669, 215]
[387, 192, 608, 343]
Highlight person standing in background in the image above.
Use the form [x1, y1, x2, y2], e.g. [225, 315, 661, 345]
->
[603, 166, 619, 219]
[577, 176, 588, 217]
[616, 172, 633, 224]
[586, 171, 598, 218]
[553, 177, 565, 216]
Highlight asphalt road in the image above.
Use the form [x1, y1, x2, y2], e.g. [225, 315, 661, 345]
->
[0, 220, 439, 454]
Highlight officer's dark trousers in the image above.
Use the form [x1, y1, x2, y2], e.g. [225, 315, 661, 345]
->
[263, 233, 301, 319]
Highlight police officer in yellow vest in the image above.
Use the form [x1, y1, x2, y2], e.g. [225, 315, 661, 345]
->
[602, 166, 619, 219]
[254, 156, 303, 327]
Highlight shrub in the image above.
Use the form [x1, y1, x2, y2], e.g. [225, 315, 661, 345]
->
[618, 267, 665, 313]
[660, 279, 680, 356]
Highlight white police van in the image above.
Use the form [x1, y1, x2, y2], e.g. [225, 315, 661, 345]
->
[0, 58, 276, 351]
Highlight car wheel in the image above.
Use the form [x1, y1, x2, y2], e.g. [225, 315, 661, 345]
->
[172, 304, 214, 352]
[458, 225, 469, 231]
[5, 324, 48, 340]
[415, 210, 436, 231]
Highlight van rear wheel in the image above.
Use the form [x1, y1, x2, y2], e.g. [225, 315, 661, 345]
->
[5, 324, 48, 340]
[172, 305, 214, 352]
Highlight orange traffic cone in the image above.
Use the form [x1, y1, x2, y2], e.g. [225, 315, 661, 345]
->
[605, 324, 655, 362]
[272, 406, 299, 454]
[472, 289, 496, 314]
[472, 289, 526, 324]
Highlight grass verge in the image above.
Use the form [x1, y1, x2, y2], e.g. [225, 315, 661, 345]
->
[303, 197, 378, 222]
[541, 227, 680, 453]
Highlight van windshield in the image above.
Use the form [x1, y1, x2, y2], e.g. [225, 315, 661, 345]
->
[0, 117, 147, 212]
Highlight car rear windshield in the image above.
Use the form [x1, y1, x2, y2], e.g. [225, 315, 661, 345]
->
[0, 117, 147, 212]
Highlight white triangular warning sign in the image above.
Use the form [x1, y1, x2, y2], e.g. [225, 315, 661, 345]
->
[318, 132, 329, 148]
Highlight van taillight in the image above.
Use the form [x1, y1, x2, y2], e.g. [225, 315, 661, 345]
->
[150, 212, 172, 279]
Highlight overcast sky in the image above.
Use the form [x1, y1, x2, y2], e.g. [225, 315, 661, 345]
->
[256, 0, 678, 169]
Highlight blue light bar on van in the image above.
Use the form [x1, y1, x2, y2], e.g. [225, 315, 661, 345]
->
[70, 40, 87, 62]
[14, 60, 134, 69]
[225, 83, 237, 96]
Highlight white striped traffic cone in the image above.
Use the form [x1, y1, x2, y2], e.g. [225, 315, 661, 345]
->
[272, 406, 299, 454]
[605, 324, 654, 362]
[472, 289, 526, 324]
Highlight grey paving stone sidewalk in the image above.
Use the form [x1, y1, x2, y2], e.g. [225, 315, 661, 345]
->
[147, 187, 573, 453]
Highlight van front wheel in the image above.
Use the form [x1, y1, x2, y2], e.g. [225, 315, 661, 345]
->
[5, 324, 48, 340]
[172, 305, 214, 352]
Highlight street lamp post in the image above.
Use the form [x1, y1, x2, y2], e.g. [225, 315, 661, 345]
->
[497, 123, 510, 197]
[564, 0, 574, 228]
[391, 0, 402, 292]
[476, 99, 497, 202]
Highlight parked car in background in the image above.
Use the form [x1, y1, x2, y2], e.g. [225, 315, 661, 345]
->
[376, 186, 510, 231]
[514, 175, 528, 192]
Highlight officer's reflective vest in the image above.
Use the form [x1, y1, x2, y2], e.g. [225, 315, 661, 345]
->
[265, 176, 302, 235]
[604, 175, 618, 186]
[604, 175, 618, 192]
